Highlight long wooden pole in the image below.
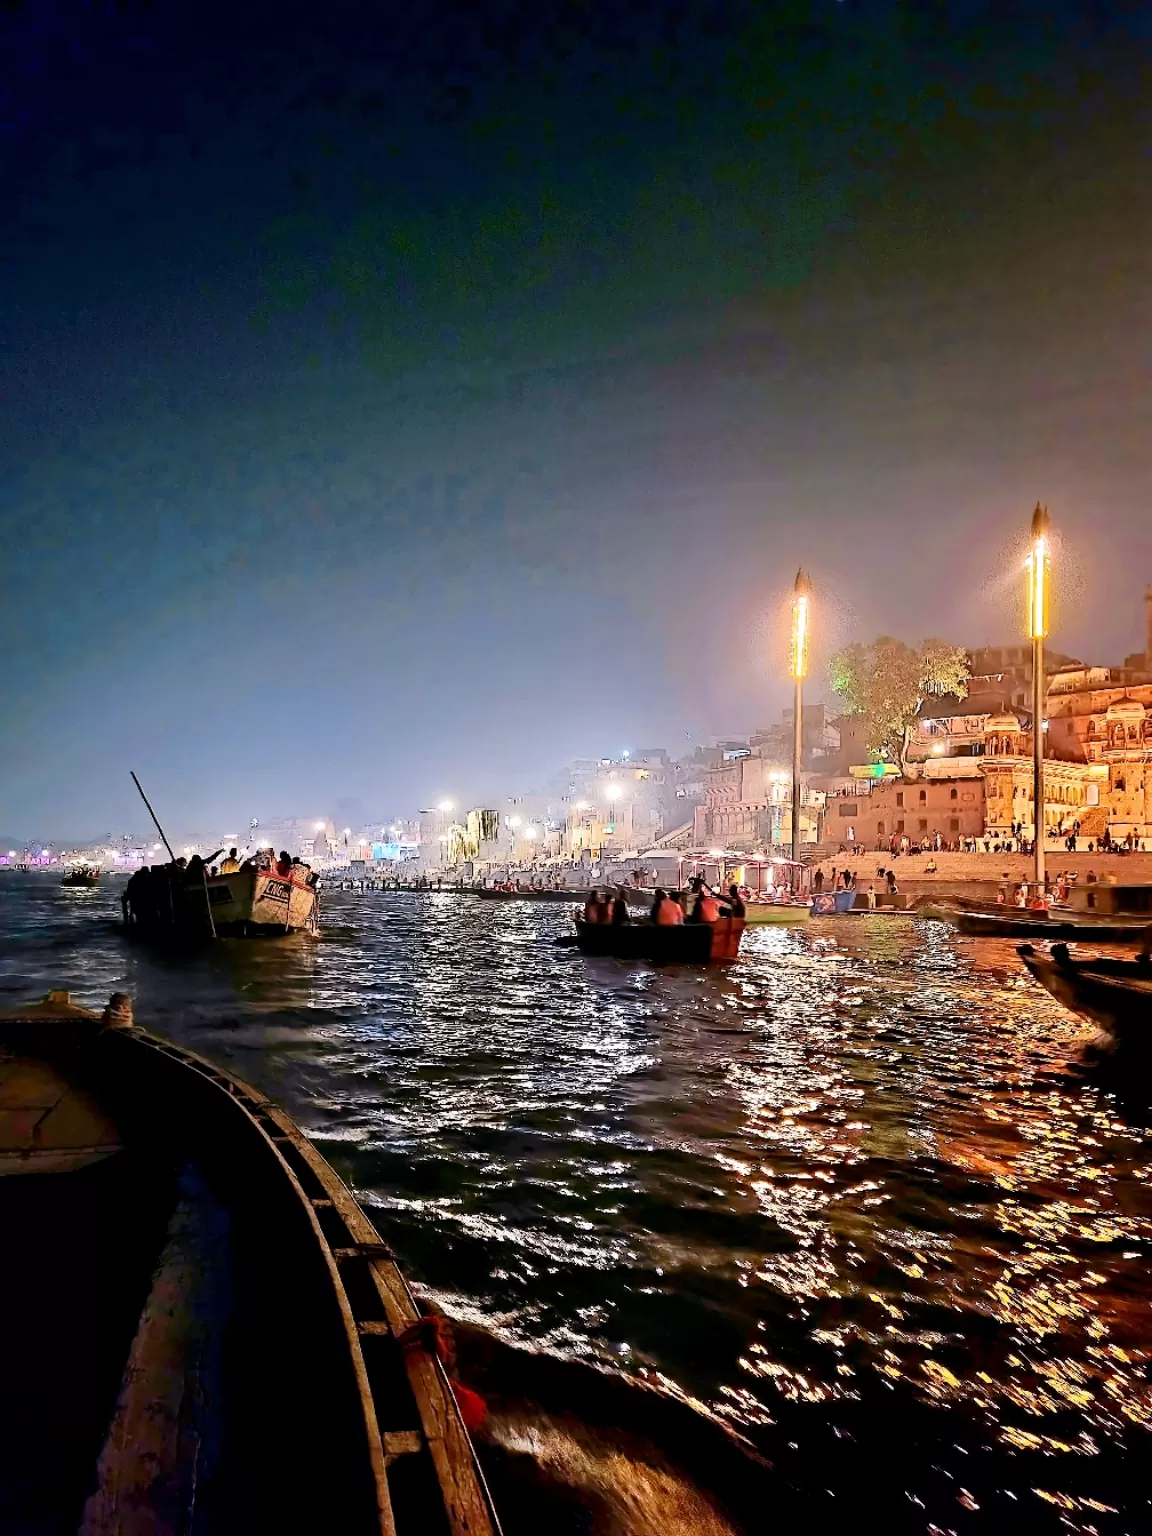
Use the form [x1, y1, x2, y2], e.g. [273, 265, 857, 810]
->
[130, 772, 176, 862]
[791, 673, 803, 866]
[1033, 632, 1045, 888]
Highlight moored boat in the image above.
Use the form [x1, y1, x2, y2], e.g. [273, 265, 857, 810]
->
[0, 989, 498, 1535]
[950, 907, 1147, 941]
[1017, 942, 1152, 1044]
[743, 900, 810, 924]
[810, 889, 857, 915]
[574, 916, 745, 962]
[123, 862, 320, 937]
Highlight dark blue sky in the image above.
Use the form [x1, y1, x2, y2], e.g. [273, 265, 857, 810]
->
[2, 2, 1150, 837]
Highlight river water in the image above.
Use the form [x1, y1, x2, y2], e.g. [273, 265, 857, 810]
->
[2, 871, 1150, 1534]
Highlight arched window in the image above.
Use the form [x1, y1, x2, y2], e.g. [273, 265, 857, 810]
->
[918, 789, 927, 803]
[877, 821, 885, 835]
[949, 788, 958, 801]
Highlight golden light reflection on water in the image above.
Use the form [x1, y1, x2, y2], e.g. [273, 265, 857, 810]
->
[4, 879, 1151, 1527]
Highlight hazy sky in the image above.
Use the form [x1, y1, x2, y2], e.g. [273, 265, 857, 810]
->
[2, 2, 1150, 837]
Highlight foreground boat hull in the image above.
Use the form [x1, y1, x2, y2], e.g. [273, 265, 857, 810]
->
[0, 991, 495, 1536]
[1018, 944, 1152, 1043]
[574, 917, 745, 962]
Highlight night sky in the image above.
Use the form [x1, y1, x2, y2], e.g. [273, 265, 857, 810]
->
[2, 2, 1150, 837]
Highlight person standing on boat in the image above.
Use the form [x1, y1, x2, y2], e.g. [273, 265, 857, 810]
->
[220, 847, 240, 873]
[723, 885, 746, 919]
[651, 888, 684, 925]
[610, 888, 630, 925]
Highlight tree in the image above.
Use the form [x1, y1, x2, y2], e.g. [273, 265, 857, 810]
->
[828, 636, 970, 771]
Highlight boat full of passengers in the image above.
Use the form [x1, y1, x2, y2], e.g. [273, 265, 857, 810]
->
[123, 849, 319, 937]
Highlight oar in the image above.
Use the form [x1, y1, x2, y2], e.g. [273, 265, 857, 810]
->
[130, 771, 217, 939]
[130, 772, 176, 862]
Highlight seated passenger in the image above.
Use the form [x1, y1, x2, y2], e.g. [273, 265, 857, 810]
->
[610, 888, 630, 925]
[690, 887, 721, 923]
[650, 888, 684, 925]
[276, 849, 292, 877]
[723, 884, 746, 919]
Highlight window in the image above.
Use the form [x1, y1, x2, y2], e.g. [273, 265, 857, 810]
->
[896, 819, 905, 832]
[949, 788, 958, 801]
[918, 818, 928, 831]
[918, 790, 927, 803]
[896, 792, 904, 808]
[949, 817, 960, 832]
[838, 802, 858, 817]
[877, 821, 885, 835]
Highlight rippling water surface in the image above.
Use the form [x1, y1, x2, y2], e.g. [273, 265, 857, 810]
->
[3, 872, 1150, 1533]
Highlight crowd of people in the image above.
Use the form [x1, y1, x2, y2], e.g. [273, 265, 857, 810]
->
[579, 878, 746, 927]
[121, 845, 317, 928]
[827, 819, 1150, 859]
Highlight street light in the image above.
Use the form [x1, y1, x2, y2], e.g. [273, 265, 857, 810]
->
[438, 799, 454, 813]
[789, 569, 811, 864]
[1026, 504, 1051, 886]
[605, 783, 623, 801]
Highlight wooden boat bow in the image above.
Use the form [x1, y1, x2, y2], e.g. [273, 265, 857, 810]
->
[0, 991, 500, 1536]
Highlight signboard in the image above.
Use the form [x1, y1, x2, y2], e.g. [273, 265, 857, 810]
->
[849, 763, 899, 779]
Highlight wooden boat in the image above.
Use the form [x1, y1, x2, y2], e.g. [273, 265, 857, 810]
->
[574, 917, 745, 962]
[1018, 943, 1152, 1043]
[0, 989, 498, 1535]
[62, 865, 101, 887]
[124, 862, 320, 937]
[743, 901, 809, 925]
[950, 907, 1147, 941]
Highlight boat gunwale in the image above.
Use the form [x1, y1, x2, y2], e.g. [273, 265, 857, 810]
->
[113, 1024, 500, 1536]
[0, 1000, 498, 1536]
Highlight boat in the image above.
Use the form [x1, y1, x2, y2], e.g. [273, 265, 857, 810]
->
[949, 907, 1149, 941]
[1018, 942, 1152, 1043]
[61, 865, 101, 887]
[742, 899, 810, 924]
[476, 886, 590, 902]
[0, 988, 498, 1535]
[810, 889, 857, 915]
[123, 861, 320, 937]
[574, 917, 745, 962]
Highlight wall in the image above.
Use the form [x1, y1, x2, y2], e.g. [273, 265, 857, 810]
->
[826, 777, 985, 846]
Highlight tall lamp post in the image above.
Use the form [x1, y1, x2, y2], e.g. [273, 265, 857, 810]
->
[1026, 505, 1050, 887]
[790, 569, 811, 866]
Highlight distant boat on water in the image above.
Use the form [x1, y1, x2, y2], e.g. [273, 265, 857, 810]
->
[61, 865, 100, 887]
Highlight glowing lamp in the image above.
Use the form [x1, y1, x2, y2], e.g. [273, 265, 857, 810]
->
[605, 784, 623, 801]
[1026, 504, 1050, 640]
[790, 568, 812, 680]
[438, 799, 454, 812]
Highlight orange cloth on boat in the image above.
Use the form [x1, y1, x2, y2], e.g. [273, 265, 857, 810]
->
[654, 898, 684, 925]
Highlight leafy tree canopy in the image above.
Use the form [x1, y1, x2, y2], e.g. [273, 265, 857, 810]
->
[828, 637, 970, 769]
